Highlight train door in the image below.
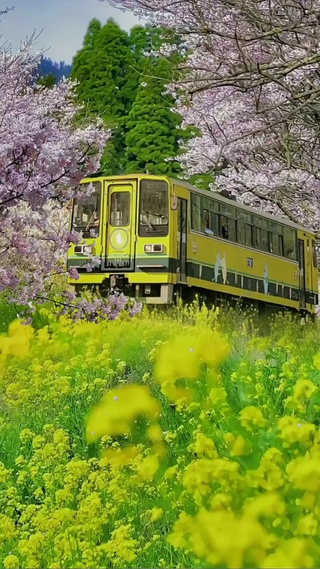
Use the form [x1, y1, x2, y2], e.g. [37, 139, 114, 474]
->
[177, 198, 187, 282]
[103, 181, 137, 271]
[298, 238, 306, 310]
[305, 238, 313, 306]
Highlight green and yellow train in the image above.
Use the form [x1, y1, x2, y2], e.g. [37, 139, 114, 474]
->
[67, 173, 319, 316]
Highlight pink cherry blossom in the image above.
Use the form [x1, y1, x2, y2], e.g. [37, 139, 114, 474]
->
[106, 0, 320, 232]
[0, 39, 109, 304]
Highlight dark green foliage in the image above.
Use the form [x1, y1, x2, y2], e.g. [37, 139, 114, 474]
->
[71, 18, 197, 176]
[72, 18, 139, 173]
[125, 57, 195, 175]
[72, 18, 102, 89]
[188, 173, 216, 191]
[124, 26, 196, 175]
[37, 74, 56, 89]
[73, 19, 138, 120]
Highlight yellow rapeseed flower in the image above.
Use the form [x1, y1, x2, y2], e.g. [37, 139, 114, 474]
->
[149, 507, 164, 522]
[287, 457, 320, 492]
[147, 423, 164, 443]
[154, 330, 229, 385]
[102, 446, 141, 467]
[293, 379, 318, 400]
[239, 406, 267, 430]
[296, 513, 318, 536]
[0, 319, 34, 360]
[260, 537, 316, 569]
[3, 555, 20, 569]
[169, 508, 274, 567]
[136, 454, 159, 480]
[244, 492, 286, 519]
[86, 384, 160, 441]
[278, 416, 315, 447]
[193, 432, 218, 459]
[230, 435, 249, 457]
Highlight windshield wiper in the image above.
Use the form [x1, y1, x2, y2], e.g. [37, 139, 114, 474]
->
[141, 213, 155, 231]
[85, 210, 97, 231]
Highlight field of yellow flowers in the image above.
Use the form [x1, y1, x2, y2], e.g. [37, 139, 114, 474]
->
[1, 301, 320, 568]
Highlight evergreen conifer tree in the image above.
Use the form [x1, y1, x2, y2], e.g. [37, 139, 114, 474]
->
[72, 18, 139, 173]
[72, 19, 196, 176]
[124, 36, 195, 175]
[71, 19, 101, 98]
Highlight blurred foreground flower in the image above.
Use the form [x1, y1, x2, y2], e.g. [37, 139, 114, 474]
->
[87, 384, 161, 442]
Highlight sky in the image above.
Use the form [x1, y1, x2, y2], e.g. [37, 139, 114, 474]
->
[2, 0, 142, 63]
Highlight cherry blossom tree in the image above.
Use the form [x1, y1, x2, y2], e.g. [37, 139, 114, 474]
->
[106, 0, 320, 232]
[0, 39, 108, 306]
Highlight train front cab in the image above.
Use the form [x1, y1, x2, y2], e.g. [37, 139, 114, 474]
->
[68, 175, 177, 304]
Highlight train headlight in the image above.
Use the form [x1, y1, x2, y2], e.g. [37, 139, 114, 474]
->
[144, 244, 163, 253]
[83, 245, 92, 254]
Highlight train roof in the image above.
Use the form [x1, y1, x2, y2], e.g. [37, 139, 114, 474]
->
[174, 177, 314, 235]
[82, 173, 315, 236]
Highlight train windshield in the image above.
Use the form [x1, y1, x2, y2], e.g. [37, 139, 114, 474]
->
[139, 179, 168, 236]
[71, 182, 101, 237]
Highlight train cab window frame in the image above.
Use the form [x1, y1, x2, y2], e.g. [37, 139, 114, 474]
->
[139, 179, 169, 237]
[110, 191, 130, 227]
[71, 181, 101, 238]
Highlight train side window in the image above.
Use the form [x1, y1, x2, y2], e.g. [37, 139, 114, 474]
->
[203, 208, 215, 236]
[191, 193, 202, 232]
[279, 234, 284, 256]
[245, 224, 253, 247]
[261, 230, 268, 252]
[228, 218, 237, 241]
[313, 241, 318, 268]
[254, 226, 261, 249]
[204, 197, 219, 235]
[253, 216, 263, 249]
[237, 210, 252, 246]
[220, 204, 237, 243]
[283, 226, 297, 259]
[205, 197, 219, 215]
[237, 218, 245, 245]
[219, 204, 236, 241]
[220, 215, 228, 238]
[268, 223, 283, 255]
[254, 217, 269, 252]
